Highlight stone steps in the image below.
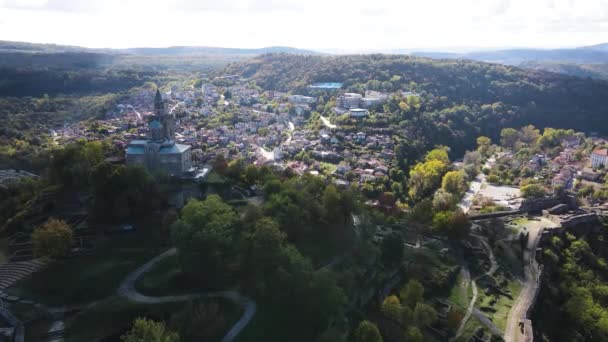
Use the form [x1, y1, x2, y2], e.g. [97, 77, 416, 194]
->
[0, 259, 47, 292]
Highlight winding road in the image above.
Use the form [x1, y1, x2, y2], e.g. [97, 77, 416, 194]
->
[503, 219, 555, 342]
[452, 235, 500, 341]
[118, 248, 257, 342]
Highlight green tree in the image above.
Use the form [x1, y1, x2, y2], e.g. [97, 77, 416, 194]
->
[476, 136, 492, 156]
[432, 210, 470, 240]
[404, 326, 423, 342]
[413, 302, 437, 326]
[31, 218, 73, 258]
[172, 195, 239, 286]
[121, 318, 179, 342]
[353, 321, 383, 342]
[520, 183, 546, 199]
[441, 170, 466, 195]
[381, 232, 404, 265]
[381, 295, 402, 322]
[500, 128, 518, 148]
[401, 279, 424, 309]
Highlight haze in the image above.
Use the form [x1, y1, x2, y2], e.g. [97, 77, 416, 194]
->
[0, 0, 607, 51]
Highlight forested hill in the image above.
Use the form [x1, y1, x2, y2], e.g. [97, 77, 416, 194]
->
[224, 54, 608, 137]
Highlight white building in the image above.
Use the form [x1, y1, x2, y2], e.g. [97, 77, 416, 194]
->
[336, 93, 363, 109]
[349, 108, 369, 118]
[591, 148, 608, 168]
[288, 95, 315, 104]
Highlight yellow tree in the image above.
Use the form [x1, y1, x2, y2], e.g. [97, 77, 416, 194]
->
[31, 218, 73, 258]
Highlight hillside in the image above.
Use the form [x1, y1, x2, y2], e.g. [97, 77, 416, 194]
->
[412, 46, 608, 80]
[224, 54, 608, 149]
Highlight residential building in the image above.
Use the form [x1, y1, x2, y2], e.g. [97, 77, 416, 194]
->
[591, 148, 608, 168]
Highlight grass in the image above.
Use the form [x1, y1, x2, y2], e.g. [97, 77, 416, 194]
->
[457, 316, 490, 342]
[65, 295, 242, 342]
[476, 279, 522, 331]
[0, 237, 7, 264]
[64, 296, 181, 342]
[6, 232, 166, 306]
[135, 253, 198, 296]
[236, 301, 301, 342]
[448, 272, 470, 308]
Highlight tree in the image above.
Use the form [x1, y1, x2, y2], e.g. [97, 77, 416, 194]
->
[404, 326, 423, 342]
[425, 147, 450, 165]
[353, 321, 383, 342]
[519, 125, 540, 145]
[401, 279, 424, 309]
[500, 128, 518, 148]
[121, 318, 179, 342]
[31, 218, 73, 258]
[476, 136, 492, 156]
[441, 170, 466, 195]
[520, 183, 546, 199]
[413, 302, 437, 326]
[381, 232, 404, 265]
[432, 210, 470, 240]
[172, 195, 239, 286]
[381, 295, 402, 322]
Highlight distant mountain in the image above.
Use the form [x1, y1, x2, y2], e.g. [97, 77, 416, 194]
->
[121, 46, 319, 56]
[0, 40, 319, 56]
[413, 48, 608, 65]
[579, 43, 608, 52]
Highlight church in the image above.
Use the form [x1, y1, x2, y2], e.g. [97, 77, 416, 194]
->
[126, 89, 192, 175]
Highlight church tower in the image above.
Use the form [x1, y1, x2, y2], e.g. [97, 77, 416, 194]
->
[152, 88, 175, 142]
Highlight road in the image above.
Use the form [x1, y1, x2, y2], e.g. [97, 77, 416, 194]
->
[319, 115, 337, 129]
[118, 248, 256, 342]
[503, 219, 555, 342]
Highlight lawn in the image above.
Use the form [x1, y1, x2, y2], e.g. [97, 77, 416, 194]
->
[64, 296, 181, 342]
[65, 296, 242, 342]
[6, 232, 166, 306]
[0, 237, 7, 264]
[476, 279, 522, 331]
[448, 272, 471, 308]
[135, 253, 199, 296]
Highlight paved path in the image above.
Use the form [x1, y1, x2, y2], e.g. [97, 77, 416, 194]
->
[452, 235, 500, 341]
[117, 248, 256, 342]
[503, 219, 554, 342]
[319, 115, 337, 129]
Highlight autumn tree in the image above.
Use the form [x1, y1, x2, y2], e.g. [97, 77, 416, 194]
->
[381, 295, 402, 322]
[31, 218, 73, 258]
[121, 318, 179, 342]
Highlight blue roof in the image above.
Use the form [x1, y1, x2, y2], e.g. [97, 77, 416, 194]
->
[126, 146, 145, 155]
[309, 82, 343, 89]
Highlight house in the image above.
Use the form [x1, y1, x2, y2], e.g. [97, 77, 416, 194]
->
[336, 93, 363, 109]
[591, 149, 608, 168]
[561, 136, 580, 148]
[288, 95, 315, 104]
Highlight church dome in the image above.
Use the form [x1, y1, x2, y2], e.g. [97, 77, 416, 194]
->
[148, 120, 164, 140]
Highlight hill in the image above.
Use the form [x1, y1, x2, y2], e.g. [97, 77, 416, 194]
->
[0, 40, 318, 56]
[224, 54, 608, 152]
[413, 48, 608, 65]
[580, 43, 608, 52]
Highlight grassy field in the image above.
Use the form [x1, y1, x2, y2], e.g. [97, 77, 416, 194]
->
[64, 297, 181, 342]
[0, 237, 7, 264]
[476, 280, 522, 331]
[448, 272, 471, 308]
[64, 296, 242, 342]
[6, 232, 166, 306]
[135, 253, 199, 296]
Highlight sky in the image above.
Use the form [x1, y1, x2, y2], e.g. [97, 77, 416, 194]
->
[0, 0, 606, 51]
